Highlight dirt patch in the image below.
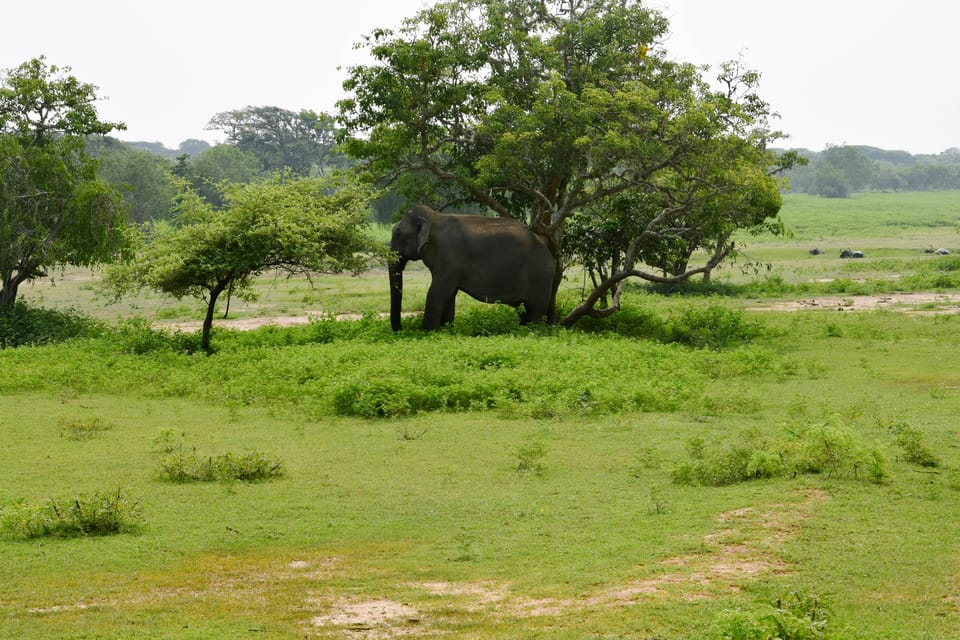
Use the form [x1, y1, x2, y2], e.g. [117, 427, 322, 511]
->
[310, 599, 421, 636]
[303, 490, 827, 636]
[748, 292, 960, 314]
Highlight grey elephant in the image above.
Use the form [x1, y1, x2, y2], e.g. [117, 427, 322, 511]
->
[388, 205, 556, 331]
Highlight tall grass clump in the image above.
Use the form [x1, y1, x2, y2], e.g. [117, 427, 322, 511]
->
[0, 303, 103, 348]
[0, 489, 143, 540]
[673, 421, 887, 487]
[156, 450, 285, 483]
[58, 415, 112, 440]
[712, 591, 831, 639]
[665, 304, 763, 349]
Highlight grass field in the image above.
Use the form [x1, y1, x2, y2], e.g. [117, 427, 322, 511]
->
[2, 191, 960, 638]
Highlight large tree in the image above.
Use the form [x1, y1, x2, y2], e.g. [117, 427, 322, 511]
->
[207, 106, 347, 177]
[0, 57, 130, 308]
[105, 173, 382, 351]
[339, 0, 797, 324]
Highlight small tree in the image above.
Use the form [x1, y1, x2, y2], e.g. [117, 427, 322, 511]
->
[0, 57, 131, 308]
[106, 172, 381, 351]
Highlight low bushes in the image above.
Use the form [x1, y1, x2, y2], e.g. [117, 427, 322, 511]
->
[156, 450, 285, 483]
[672, 421, 888, 487]
[0, 303, 103, 348]
[1, 489, 143, 540]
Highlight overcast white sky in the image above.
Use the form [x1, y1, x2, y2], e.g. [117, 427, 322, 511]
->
[3, 1, 957, 154]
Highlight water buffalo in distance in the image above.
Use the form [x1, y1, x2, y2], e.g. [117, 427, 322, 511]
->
[840, 249, 864, 259]
[809, 248, 822, 255]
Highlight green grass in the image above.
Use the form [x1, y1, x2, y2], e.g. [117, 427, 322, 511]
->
[1, 192, 960, 638]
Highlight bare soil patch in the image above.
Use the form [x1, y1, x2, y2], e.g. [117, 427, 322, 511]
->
[304, 489, 827, 636]
[748, 292, 960, 314]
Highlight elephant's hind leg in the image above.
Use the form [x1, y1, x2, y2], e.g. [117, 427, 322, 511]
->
[423, 283, 457, 329]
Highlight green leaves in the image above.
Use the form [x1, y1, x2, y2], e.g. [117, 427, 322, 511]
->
[339, 1, 789, 325]
[0, 57, 131, 307]
[105, 172, 382, 350]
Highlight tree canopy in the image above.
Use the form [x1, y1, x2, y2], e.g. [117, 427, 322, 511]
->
[0, 57, 131, 307]
[207, 106, 348, 177]
[339, 0, 795, 324]
[105, 173, 382, 351]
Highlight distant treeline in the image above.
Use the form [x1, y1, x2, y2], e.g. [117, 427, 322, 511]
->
[778, 145, 960, 197]
[88, 106, 410, 225]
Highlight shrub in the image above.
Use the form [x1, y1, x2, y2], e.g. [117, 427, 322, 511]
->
[888, 422, 940, 468]
[786, 422, 886, 483]
[0, 303, 103, 348]
[673, 422, 887, 487]
[712, 592, 830, 639]
[452, 304, 527, 337]
[331, 378, 497, 418]
[666, 304, 762, 349]
[112, 317, 202, 354]
[157, 450, 285, 483]
[514, 440, 547, 476]
[1, 489, 143, 540]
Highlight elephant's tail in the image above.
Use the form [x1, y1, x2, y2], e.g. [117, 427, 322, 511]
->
[388, 259, 407, 331]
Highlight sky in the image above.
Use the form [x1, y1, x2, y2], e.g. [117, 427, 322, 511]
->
[3, 0, 958, 154]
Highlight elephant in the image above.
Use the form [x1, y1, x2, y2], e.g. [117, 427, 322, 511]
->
[388, 205, 556, 331]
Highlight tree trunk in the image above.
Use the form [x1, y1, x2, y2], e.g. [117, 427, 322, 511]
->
[201, 286, 225, 352]
[0, 273, 23, 309]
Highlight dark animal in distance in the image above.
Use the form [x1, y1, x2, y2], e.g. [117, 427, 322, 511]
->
[808, 248, 822, 255]
[840, 249, 864, 259]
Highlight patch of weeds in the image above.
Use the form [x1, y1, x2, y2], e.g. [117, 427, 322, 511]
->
[629, 446, 661, 476]
[712, 591, 830, 640]
[666, 304, 762, 349]
[112, 317, 201, 354]
[513, 440, 547, 477]
[157, 450, 284, 483]
[395, 424, 427, 441]
[151, 429, 187, 454]
[887, 422, 940, 468]
[451, 528, 479, 562]
[1, 489, 143, 540]
[450, 304, 527, 337]
[332, 379, 496, 418]
[673, 422, 887, 487]
[648, 484, 670, 515]
[58, 415, 112, 441]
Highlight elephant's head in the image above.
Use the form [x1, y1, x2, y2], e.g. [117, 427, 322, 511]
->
[388, 206, 434, 331]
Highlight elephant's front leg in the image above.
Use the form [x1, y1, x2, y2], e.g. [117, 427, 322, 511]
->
[423, 282, 457, 330]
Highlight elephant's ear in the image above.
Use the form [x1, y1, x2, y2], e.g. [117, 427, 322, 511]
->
[416, 217, 431, 255]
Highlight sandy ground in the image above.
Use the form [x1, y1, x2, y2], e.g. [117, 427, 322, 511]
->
[746, 292, 960, 314]
[152, 292, 960, 332]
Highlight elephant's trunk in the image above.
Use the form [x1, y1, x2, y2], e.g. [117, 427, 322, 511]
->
[389, 258, 407, 331]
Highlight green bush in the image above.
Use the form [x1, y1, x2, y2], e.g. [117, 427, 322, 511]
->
[112, 317, 202, 354]
[673, 422, 887, 487]
[331, 378, 497, 418]
[1, 489, 143, 540]
[712, 592, 830, 639]
[888, 422, 940, 468]
[0, 303, 103, 348]
[666, 304, 762, 349]
[157, 450, 285, 483]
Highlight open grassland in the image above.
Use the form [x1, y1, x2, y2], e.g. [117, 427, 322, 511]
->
[2, 191, 960, 638]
